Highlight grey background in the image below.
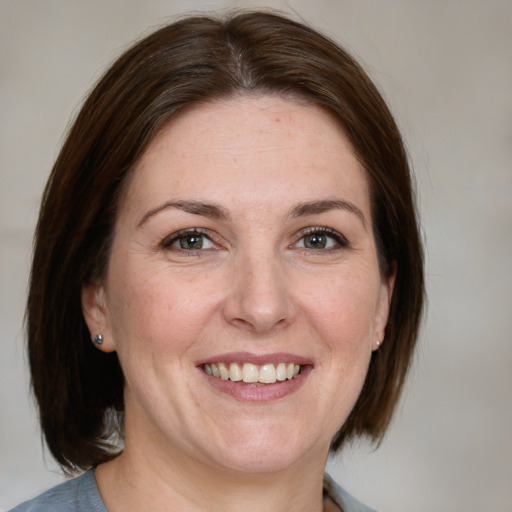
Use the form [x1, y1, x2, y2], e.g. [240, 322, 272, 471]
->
[1, 1, 511, 510]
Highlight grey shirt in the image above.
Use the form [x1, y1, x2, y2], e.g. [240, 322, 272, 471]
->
[10, 470, 377, 512]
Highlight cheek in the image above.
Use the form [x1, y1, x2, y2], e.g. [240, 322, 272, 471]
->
[299, 274, 379, 439]
[303, 271, 380, 345]
[106, 265, 220, 355]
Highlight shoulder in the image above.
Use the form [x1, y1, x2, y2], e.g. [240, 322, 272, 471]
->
[8, 469, 107, 512]
[324, 473, 379, 512]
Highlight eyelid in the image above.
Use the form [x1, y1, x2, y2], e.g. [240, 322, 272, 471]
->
[161, 228, 220, 250]
[160, 226, 348, 252]
[293, 227, 349, 250]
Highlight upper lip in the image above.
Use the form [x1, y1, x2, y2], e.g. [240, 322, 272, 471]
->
[196, 352, 314, 367]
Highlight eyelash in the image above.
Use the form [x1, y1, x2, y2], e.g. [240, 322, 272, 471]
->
[161, 226, 348, 254]
[293, 227, 349, 251]
[161, 228, 219, 253]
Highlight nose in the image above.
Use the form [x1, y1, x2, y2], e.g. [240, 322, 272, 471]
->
[222, 250, 296, 335]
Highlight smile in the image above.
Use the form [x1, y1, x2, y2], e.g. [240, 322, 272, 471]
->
[203, 362, 302, 384]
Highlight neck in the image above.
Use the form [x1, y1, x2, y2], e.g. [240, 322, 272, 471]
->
[95, 435, 328, 512]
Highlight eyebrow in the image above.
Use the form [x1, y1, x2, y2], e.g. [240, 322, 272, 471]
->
[137, 200, 230, 227]
[137, 198, 366, 230]
[288, 199, 367, 230]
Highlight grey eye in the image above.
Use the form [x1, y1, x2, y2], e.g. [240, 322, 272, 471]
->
[304, 234, 328, 249]
[178, 234, 205, 250]
[165, 232, 216, 251]
[298, 232, 338, 250]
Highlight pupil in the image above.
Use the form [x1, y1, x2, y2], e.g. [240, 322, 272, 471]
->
[306, 234, 326, 249]
[180, 235, 203, 250]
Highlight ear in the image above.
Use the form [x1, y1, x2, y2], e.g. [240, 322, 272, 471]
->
[372, 264, 396, 351]
[81, 283, 116, 352]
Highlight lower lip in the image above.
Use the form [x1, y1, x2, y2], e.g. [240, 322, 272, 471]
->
[199, 366, 312, 402]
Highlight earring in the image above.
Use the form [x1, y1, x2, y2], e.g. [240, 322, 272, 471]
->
[93, 334, 103, 346]
[376, 339, 381, 349]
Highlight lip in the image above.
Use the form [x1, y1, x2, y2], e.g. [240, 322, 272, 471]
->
[196, 352, 314, 367]
[196, 352, 314, 402]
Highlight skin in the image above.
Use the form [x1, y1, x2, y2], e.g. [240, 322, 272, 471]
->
[82, 94, 394, 512]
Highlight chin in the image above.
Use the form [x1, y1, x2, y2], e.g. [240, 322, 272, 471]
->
[213, 447, 305, 475]
[200, 420, 324, 475]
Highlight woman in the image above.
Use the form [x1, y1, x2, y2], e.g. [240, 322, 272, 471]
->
[13, 10, 423, 512]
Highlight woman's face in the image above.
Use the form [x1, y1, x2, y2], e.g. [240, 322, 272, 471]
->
[83, 95, 393, 474]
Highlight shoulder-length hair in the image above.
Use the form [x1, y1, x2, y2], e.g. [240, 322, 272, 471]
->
[27, 10, 424, 472]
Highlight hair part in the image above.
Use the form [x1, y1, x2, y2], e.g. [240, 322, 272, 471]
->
[27, 10, 424, 472]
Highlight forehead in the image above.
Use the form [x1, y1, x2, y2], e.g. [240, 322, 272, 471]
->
[122, 94, 370, 218]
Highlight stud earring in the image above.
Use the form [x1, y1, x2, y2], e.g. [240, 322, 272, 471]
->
[376, 339, 381, 349]
[93, 334, 103, 346]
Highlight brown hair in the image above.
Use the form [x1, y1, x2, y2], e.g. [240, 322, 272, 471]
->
[27, 10, 424, 472]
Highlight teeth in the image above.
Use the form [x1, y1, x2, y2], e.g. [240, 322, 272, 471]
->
[204, 362, 303, 384]
[259, 364, 277, 384]
[276, 363, 287, 381]
[242, 363, 259, 383]
[218, 362, 229, 380]
[229, 362, 242, 382]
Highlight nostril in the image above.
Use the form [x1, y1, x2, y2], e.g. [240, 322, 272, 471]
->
[229, 317, 256, 331]
[227, 315, 289, 334]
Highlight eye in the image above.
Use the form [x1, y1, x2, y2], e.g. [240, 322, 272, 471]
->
[162, 229, 217, 251]
[294, 228, 347, 250]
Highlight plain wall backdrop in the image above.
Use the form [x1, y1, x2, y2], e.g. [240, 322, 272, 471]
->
[1, 1, 511, 510]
